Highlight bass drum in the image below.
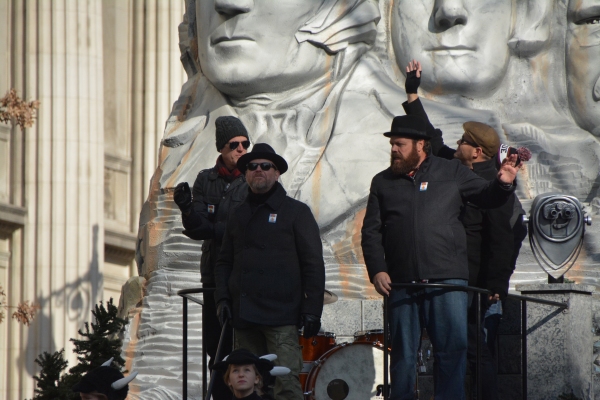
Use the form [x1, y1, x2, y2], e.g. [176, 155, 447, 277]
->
[304, 342, 390, 400]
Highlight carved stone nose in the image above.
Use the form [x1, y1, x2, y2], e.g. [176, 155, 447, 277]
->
[434, 0, 469, 29]
[214, 0, 254, 17]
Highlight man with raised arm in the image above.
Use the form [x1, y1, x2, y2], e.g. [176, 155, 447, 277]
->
[401, 60, 527, 399]
[361, 92, 521, 398]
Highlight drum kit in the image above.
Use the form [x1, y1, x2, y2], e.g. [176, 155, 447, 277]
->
[300, 330, 390, 400]
[297, 290, 391, 400]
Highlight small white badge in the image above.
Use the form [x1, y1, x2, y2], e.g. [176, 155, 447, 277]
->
[208, 205, 215, 214]
[420, 182, 428, 191]
[269, 214, 277, 223]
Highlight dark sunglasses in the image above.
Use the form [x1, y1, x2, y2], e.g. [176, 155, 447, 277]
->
[247, 162, 277, 171]
[228, 140, 251, 150]
[457, 137, 479, 147]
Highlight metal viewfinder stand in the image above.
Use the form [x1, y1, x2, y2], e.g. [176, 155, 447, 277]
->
[526, 193, 592, 282]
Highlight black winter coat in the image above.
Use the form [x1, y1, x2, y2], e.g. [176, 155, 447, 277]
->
[214, 182, 325, 328]
[462, 160, 516, 298]
[361, 156, 515, 283]
[181, 166, 248, 285]
[403, 98, 525, 298]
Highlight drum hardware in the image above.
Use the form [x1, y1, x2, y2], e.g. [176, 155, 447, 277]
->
[304, 341, 390, 400]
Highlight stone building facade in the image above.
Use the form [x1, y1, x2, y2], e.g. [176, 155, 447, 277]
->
[0, 1, 185, 398]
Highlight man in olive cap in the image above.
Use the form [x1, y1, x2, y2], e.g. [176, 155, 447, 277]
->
[214, 143, 325, 400]
[401, 60, 527, 400]
[173, 115, 250, 399]
[361, 78, 521, 398]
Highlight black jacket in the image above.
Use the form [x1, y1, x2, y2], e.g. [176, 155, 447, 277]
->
[181, 166, 248, 285]
[232, 392, 264, 400]
[214, 182, 325, 328]
[462, 160, 516, 298]
[361, 156, 515, 283]
[403, 98, 524, 298]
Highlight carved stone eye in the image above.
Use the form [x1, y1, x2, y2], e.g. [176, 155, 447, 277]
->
[576, 16, 600, 25]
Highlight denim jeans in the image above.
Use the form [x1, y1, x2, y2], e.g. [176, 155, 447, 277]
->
[388, 279, 468, 400]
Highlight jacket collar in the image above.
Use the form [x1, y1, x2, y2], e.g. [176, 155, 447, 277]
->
[263, 182, 287, 210]
[471, 158, 497, 174]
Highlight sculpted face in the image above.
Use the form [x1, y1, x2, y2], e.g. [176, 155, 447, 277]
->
[392, 0, 513, 97]
[566, 0, 600, 135]
[196, 0, 332, 98]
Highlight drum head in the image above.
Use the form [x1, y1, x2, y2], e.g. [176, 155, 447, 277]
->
[306, 342, 390, 400]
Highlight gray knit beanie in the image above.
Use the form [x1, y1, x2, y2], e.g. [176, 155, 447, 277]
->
[215, 116, 249, 151]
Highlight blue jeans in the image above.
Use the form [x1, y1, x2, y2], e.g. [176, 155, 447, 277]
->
[388, 279, 468, 400]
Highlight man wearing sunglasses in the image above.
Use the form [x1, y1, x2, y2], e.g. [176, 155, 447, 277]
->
[173, 115, 250, 400]
[214, 143, 325, 400]
[397, 60, 527, 400]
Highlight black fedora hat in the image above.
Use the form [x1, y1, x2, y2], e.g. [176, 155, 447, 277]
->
[383, 115, 429, 140]
[237, 143, 288, 174]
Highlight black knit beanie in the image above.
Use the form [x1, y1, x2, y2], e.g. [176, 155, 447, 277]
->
[215, 116, 249, 151]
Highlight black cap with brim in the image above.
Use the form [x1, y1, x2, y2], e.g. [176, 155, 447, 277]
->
[213, 349, 274, 372]
[383, 115, 429, 140]
[237, 143, 288, 174]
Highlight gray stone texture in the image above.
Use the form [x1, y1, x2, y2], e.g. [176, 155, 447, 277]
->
[517, 284, 594, 400]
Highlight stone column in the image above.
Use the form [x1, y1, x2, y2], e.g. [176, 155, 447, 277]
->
[1, 1, 105, 398]
[517, 283, 594, 400]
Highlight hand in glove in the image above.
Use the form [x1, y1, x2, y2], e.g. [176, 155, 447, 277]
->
[174, 182, 192, 213]
[301, 313, 321, 338]
[216, 300, 232, 327]
[405, 59, 422, 94]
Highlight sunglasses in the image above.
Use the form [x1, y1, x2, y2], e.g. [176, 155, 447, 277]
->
[247, 162, 277, 171]
[457, 137, 479, 147]
[228, 140, 251, 150]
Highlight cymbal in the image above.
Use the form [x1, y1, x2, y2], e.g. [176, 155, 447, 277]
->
[323, 289, 338, 305]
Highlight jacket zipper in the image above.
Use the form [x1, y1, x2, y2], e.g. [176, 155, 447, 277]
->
[410, 175, 422, 280]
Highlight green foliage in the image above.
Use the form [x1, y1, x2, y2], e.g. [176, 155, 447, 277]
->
[32, 350, 68, 400]
[68, 298, 128, 378]
[30, 298, 128, 399]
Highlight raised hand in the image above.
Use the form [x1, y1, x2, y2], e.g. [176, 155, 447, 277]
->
[497, 153, 521, 185]
[405, 59, 422, 94]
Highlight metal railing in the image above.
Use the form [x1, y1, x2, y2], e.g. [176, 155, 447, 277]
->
[178, 287, 215, 400]
[383, 283, 568, 400]
[178, 284, 568, 400]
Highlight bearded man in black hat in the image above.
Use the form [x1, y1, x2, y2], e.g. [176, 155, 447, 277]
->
[214, 143, 325, 400]
[173, 115, 250, 400]
[402, 60, 528, 400]
[361, 109, 521, 399]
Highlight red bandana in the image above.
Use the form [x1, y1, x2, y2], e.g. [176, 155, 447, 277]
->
[216, 156, 242, 182]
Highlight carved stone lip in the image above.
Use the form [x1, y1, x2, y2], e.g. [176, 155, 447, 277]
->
[211, 35, 255, 45]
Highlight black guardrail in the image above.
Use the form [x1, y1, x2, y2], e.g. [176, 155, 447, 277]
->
[178, 284, 568, 400]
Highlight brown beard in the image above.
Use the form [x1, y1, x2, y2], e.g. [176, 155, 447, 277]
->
[391, 145, 421, 175]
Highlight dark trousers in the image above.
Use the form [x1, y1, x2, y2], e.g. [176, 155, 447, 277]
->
[466, 295, 498, 400]
[203, 287, 234, 399]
